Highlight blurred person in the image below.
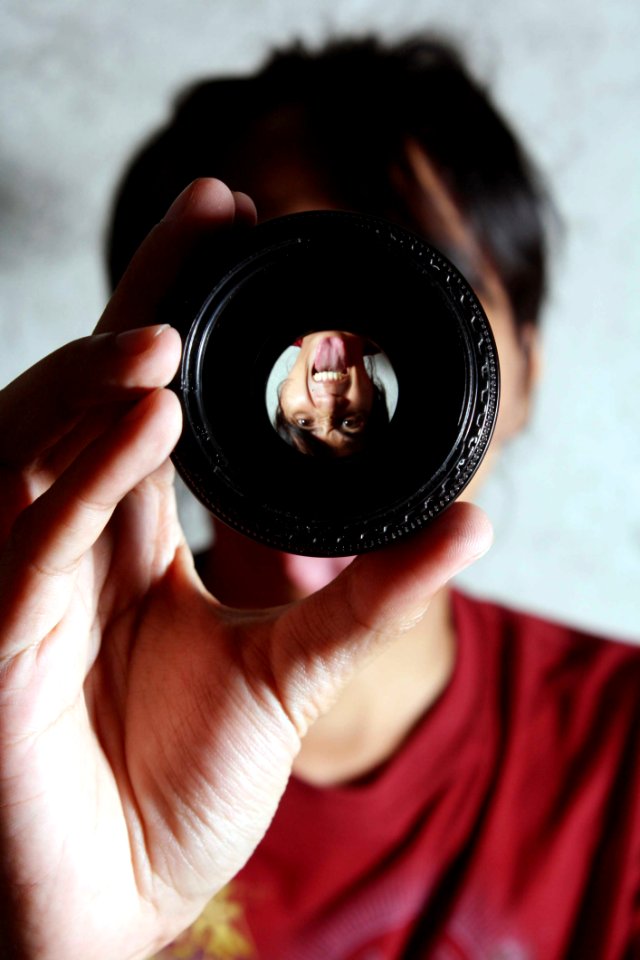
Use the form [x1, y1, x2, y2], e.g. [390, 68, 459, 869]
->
[0, 36, 638, 960]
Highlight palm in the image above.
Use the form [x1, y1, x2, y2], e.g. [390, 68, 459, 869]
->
[91, 475, 302, 896]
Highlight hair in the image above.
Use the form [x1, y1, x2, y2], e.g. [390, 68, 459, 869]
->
[274, 378, 390, 458]
[107, 35, 553, 329]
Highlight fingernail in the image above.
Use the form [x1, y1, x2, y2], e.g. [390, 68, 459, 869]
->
[232, 190, 258, 227]
[163, 182, 197, 222]
[452, 526, 494, 577]
[456, 540, 493, 576]
[115, 325, 170, 355]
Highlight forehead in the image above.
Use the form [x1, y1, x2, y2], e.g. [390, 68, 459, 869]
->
[229, 107, 491, 298]
[226, 104, 340, 220]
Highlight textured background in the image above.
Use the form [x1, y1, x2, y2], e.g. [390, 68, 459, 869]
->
[1, 0, 638, 640]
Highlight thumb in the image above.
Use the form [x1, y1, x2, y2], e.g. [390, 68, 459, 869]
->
[263, 501, 493, 735]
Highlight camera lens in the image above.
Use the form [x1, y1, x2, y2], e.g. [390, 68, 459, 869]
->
[168, 211, 500, 556]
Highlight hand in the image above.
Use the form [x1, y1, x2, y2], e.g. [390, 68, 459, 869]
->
[0, 179, 492, 960]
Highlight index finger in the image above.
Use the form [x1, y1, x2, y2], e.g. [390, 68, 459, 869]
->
[0, 181, 256, 466]
[96, 179, 257, 336]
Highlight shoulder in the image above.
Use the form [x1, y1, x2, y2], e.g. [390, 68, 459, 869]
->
[452, 589, 640, 749]
[453, 588, 640, 674]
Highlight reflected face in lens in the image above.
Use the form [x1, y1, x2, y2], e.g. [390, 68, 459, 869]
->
[279, 331, 376, 455]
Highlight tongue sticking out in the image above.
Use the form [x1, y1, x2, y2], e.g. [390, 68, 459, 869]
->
[313, 336, 348, 373]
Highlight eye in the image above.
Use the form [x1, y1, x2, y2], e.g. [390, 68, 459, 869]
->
[341, 415, 365, 432]
[296, 417, 313, 428]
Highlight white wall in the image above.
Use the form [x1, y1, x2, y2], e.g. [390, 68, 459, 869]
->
[1, 0, 638, 640]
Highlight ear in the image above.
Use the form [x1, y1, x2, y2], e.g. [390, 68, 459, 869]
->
[494, 321, 542, 442]
[516, 322, 542, 427]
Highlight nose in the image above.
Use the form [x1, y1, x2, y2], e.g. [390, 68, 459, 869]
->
[311, 390, 347, 411]
[308, 410, 338, 438]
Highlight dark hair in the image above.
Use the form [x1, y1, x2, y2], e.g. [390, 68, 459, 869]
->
[107, 35, 552, 328]
[274, 378, 390, 458]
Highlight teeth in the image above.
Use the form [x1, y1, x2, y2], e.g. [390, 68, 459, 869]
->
[313, 370, 347, 382]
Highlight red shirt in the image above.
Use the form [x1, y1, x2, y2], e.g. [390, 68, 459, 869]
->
[158, 592, 640, 959]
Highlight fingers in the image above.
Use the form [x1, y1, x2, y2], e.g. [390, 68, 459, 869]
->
[231, 190, 258, 226]
[0, 179, 255, 470]
[0, 388, 182, 659]
[0, 325, 181, 467]
[97, 179, 257, 336]
[262, 502, 493, 733]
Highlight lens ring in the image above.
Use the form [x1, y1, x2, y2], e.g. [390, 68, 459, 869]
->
[168, 211, 499, 556]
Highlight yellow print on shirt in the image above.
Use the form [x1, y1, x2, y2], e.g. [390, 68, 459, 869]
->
[153, 884, 254, 960]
